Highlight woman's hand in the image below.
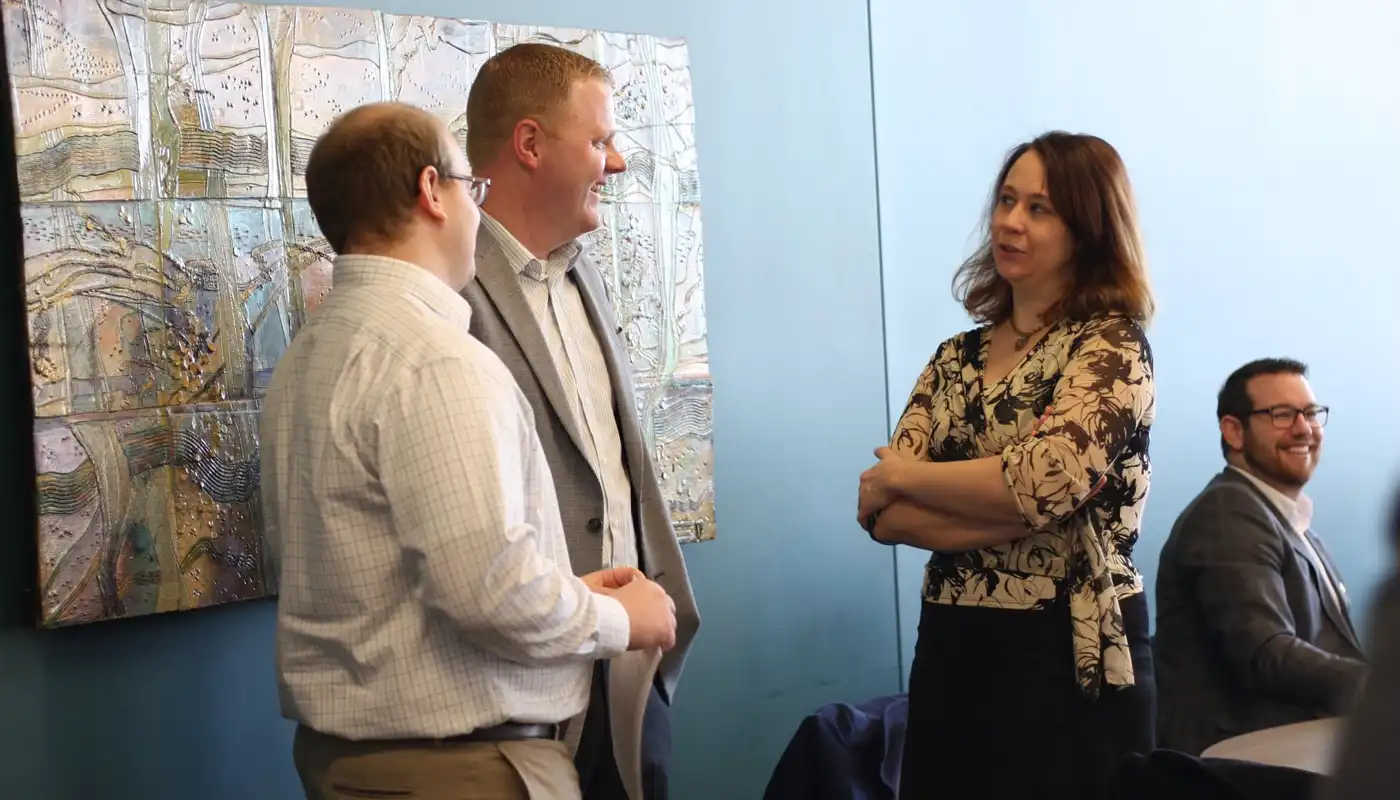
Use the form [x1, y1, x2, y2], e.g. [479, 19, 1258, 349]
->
[857, 446, 913, 524]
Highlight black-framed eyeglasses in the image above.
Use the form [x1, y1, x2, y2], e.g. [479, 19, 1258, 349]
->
[1248, 404, 1329, 429]
[440, 170, 490, 206]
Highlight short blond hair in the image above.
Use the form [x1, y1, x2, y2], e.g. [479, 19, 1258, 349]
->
[304, 103, 453, 254]
[466, 43, 611, 169]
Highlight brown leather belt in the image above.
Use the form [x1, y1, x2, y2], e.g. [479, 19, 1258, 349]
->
[438, 721, 558, 743]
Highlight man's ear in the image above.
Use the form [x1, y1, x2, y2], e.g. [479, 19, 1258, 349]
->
[511, 119, 544, 170]
[1220, 415, 1246, 453]
[415, 165, 448, 222]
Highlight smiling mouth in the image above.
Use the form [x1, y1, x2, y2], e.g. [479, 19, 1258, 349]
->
[997, 243, 1025, 255]
[589, 182, 605, 196]
[1282, 444, 1313, 455]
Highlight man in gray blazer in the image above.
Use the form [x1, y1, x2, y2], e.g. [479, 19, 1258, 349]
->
[460, 43, 701, 800]
[1155, 358, 1365, 756]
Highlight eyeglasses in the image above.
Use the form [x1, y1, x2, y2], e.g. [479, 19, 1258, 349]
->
[1248, 404, 1329, 429]
[439, 170, 491, 206]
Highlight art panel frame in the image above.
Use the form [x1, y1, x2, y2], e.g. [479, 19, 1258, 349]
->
[4, 0, 713, 629]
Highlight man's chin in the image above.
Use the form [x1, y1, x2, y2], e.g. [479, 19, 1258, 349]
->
[1272, 467, 1313, 491]
[1243, 454, 1311, 492]
[578, 210, 602, 235]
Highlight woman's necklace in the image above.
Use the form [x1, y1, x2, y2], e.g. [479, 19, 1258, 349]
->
[1007, 315, 1050, 350]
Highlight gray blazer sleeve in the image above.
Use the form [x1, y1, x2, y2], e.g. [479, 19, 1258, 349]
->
[1178, 488, 1366, 713]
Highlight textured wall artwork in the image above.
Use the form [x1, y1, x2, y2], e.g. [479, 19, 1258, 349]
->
[4, 0, 712, 628]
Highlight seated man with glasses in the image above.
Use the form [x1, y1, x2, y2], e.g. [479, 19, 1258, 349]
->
[1154, 358, 1366, 755]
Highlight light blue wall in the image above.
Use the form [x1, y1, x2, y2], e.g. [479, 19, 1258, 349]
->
[0, 0, 897, 797]
[871, 0, 1400, 677]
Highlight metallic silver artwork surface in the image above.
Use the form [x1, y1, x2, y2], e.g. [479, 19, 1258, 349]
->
[4, 0, 713, 628]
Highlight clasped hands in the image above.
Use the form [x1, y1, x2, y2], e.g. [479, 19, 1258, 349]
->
[582, 566, 677, 652]
[857, 446, 913, 531]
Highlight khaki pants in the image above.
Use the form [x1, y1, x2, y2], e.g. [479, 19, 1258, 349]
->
[292, 725, 582, 800]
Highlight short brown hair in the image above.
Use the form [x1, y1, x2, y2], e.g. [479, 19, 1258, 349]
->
[465, 43, 611, 169]
[1216, 357, 1309, 457]
[304, 102, 453, 254]
[953, 131, 1155, 325]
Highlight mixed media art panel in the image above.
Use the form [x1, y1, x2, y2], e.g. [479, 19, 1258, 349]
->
[4, 0, 713, 628]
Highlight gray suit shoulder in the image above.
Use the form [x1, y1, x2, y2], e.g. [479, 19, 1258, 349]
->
[1174, 473, 1279, 534]
[1161, 473, 1291, 577]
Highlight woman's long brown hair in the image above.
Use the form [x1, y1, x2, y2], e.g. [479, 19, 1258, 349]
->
[952, 131, 1155, 326]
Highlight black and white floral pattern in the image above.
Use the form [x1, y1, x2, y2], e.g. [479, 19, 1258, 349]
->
[891, 314, 1155, 697]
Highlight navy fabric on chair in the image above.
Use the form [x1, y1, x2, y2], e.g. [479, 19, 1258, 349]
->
[762, 694, 907, 800]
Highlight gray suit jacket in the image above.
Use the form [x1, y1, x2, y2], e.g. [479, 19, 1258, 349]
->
[1321, 489, 1400, 800]
[460, 222, 700, 704]
[1154, 467, 1365, 756]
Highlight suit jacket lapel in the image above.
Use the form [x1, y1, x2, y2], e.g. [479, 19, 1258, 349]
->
[1306, 530, 1362, 650]
[473, 229, 590, 457]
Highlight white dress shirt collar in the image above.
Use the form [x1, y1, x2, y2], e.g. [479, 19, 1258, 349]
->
[1229, 464, 1314, 535]
[479, 211, 582, 283]
[332, 253, 473, 331]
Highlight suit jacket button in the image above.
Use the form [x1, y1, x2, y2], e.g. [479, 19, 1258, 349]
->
[587, 518, 603, 533]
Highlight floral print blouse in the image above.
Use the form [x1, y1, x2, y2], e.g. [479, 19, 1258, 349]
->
[890, 313, 1155, 698]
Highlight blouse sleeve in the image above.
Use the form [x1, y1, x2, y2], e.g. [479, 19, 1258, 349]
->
[1001, 317, 1154, 532]
[889, 339, 951, 458]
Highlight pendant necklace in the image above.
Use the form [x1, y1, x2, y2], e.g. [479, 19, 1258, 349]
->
[1008, 315, 1050, 350]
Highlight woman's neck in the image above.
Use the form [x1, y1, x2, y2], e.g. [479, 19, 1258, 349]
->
[1008, 287, 1061, 332]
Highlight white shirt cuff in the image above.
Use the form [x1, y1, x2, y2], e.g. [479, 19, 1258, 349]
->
[592, 593, 631, 658]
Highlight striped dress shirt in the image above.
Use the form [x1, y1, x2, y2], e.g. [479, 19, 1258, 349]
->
[479, 212, 639, 572]
[260, 254, 630, 741]
[478, 213, 642, 753]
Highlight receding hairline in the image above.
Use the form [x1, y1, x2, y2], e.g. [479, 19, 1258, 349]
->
[304, 102, 460, 253]
[324, 102, 445, 145]
[313, 102, 463, 183]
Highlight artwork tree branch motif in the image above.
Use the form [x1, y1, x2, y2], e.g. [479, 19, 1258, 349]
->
[4, 0, 713, 628]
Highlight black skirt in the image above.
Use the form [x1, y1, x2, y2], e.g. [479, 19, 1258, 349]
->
[898, 592, 1155, 800]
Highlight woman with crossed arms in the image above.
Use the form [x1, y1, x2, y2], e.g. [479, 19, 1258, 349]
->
[859, 131, 1157, 798]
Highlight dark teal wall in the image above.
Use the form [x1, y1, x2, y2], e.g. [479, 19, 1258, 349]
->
[0, 0, 898, 797]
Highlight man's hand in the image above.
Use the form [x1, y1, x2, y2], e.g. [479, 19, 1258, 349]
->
[581, 566, 645, 594]
[611, 578, 677, 651]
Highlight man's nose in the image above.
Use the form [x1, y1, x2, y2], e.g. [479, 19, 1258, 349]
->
[1289, 411, 1314, 435]
[606, 145, 627, 174]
